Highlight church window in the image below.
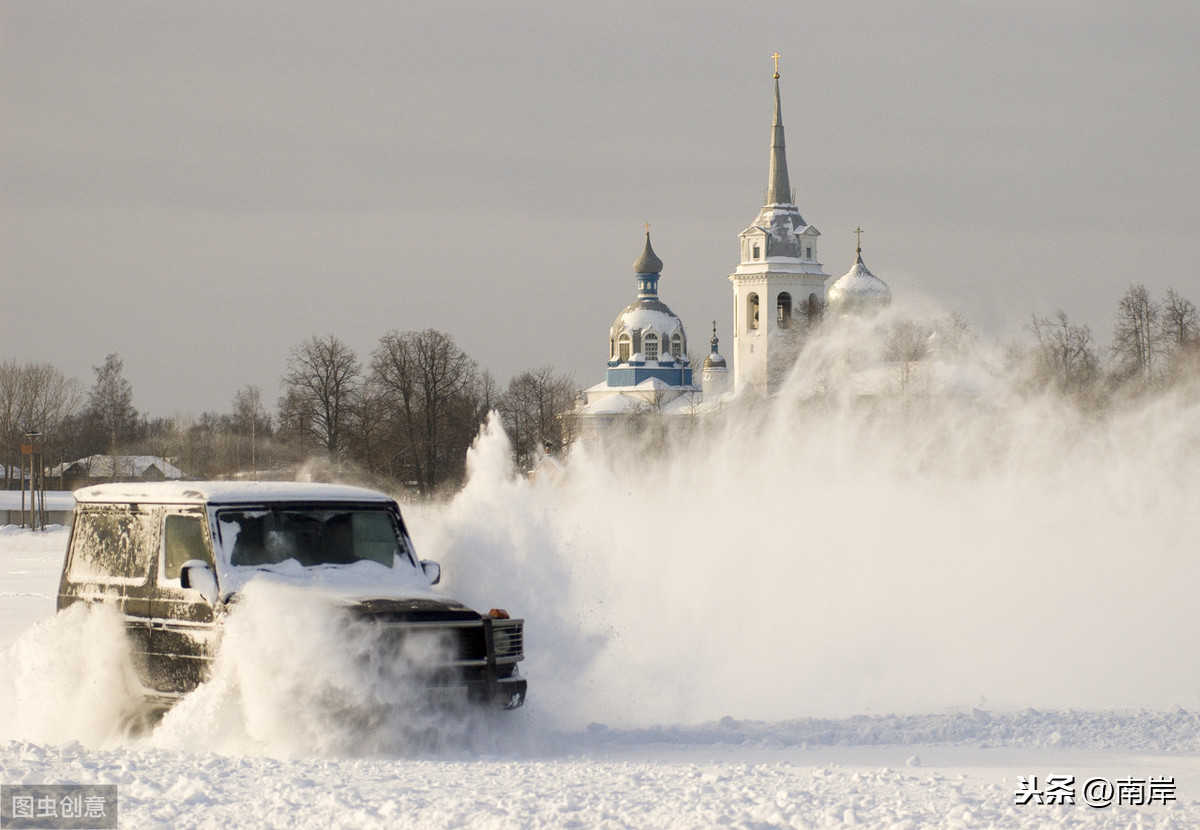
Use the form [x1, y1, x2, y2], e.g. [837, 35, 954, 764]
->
[671, 333, 683, 358]
[806, 246, 812, 259]
[618, 334, 632, 362]
[644, 333, 659, 361]
[777, 293, 792, 328]
[747, 293, 760, 331]
[752, 244, 761, 260]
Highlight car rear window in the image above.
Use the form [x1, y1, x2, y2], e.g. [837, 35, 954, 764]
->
[68, 505, 157, 584]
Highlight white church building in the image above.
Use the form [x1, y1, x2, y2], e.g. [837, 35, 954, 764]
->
[572, 62, 892, 428]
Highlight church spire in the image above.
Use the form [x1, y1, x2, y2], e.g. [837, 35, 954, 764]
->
[765, 59, 792, 207]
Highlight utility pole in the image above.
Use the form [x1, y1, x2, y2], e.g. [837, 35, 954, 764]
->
[20, 431, 46, 530]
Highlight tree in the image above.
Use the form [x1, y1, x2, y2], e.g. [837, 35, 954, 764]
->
[1111, 283, 1160, 382]
[0, 361, 84, 487]
[1159, 288, 1200, 382]
[278, 335, 361, 455]
[368, 329, 483, 494]
[1025, 311, 1101, 397]
[231, 385, 271, 476]
[86, 353, 139, 475]
[499, 366, 577, 468]
[1160, 288, 1198, 347]
[931, 312, 977, 359]
[885, 319, 930, 393]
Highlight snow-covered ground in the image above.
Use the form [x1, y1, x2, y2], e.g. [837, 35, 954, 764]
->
[3, 378, 1199, 827]
[2, 526, 1198, 827]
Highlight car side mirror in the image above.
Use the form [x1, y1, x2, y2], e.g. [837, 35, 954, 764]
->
[180, 559, 219, 604]
[420, 559, 441, 585]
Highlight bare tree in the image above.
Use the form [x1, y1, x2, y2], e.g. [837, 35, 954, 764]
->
[278, 335, 361, 456]
[232, 385, 271, 475]
[1111, 283, 1160, 382]
[931, 312, 977, 359]
[369, 329, 482, 494]
[343, 382, 390, 478]
[1159, 288, 1200, 382]
[499, 366, 577, 468]
[0, 362, 23, 487]
[1026, 311, 1101, 397]
[885, 319, 931, 393]
[1160, 288, 1199, 347]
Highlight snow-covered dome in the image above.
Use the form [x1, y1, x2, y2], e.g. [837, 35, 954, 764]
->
[827, 248, 891, 314]
[611, 303, 686, 346]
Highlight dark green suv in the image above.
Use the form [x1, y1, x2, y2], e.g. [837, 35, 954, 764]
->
[57, 481, 526, 715]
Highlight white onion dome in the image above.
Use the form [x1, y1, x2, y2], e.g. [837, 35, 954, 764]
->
[610, 231, 687, 361]
[827, 247, 892, 314]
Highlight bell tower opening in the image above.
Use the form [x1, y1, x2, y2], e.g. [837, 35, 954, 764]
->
[777, 292, 792, 328]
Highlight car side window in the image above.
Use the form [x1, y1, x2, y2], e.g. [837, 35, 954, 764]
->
[163, 513, 213, 580]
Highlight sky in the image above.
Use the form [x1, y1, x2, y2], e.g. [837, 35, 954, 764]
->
[3, 1, 1198, 417]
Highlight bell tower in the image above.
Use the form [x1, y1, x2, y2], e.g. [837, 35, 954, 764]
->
[729, 57, 830, 394]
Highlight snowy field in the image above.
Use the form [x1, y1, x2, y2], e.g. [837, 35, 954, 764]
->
[1, 520, 1197, 830]
[3, 372, 1200, 828]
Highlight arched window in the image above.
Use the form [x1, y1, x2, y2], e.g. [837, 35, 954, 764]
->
[807, 293, 821, 324]
[644, 333, 659, 361]
[618, 334, 632, 362]
[671, 333, 683, 358]
[747, 293, 760, 331]
[777, 292, 793, 328]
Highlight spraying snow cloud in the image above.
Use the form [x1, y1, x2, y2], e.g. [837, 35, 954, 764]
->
[421, 318, 1200, 727]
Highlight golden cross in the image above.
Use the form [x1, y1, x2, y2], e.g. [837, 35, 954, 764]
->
[771, 52, 781, 79]
[644, 222, 650, 235]
[854, 226, 863, 251]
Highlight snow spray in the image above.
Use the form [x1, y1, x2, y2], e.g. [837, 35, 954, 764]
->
[416, 308, 1200, 728]
[152, 581, 519, 757]
[0, 602, 145, 747]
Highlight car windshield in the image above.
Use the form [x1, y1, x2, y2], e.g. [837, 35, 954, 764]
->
[216, 505, 410, 569]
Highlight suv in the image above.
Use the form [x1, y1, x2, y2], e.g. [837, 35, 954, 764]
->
[56, 481, 526, 714]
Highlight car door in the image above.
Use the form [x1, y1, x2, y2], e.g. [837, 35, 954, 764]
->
[148, 509, 220, 694]
[59, 504, 157, 687]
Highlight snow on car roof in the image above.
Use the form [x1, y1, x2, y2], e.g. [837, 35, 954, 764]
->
[73, 480, 396, 505]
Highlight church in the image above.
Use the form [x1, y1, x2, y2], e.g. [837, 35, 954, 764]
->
[572, 59, 892, 429]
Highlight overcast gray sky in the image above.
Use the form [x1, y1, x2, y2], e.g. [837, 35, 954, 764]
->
[3, 1, 1198, 417]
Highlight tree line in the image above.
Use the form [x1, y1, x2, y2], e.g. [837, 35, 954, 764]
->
[1, 331, 576, 495]
[3, 284, 1195, 493]
[848, 283, 1197, 404]
[1020, 286, 1198, 402]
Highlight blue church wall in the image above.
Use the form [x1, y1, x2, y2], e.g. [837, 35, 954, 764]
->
[605, 365, 693, 387]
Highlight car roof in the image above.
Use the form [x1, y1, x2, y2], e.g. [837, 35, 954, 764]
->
[73, 480, 397, 506]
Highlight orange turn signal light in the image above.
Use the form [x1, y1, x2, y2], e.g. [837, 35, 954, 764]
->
[488, 608, 511, 619]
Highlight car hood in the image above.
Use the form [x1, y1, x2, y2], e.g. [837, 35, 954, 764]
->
[218, 558, 451, 607]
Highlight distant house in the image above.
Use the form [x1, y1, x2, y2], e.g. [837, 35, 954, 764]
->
[49, 455, 186, 490]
